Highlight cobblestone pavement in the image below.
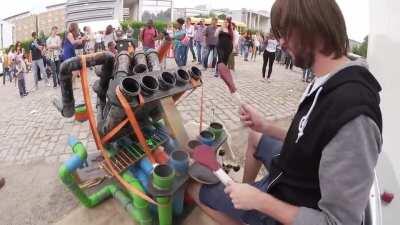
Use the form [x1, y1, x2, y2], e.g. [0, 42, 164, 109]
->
[0, 55, 306, 166]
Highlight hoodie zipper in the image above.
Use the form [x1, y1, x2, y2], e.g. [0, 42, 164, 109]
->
[266, 172, 283, 192]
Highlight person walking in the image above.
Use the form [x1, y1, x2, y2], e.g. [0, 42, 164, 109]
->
[46, 26, 62, 88]
[103, 25, 116, 51]
[95, 31, 104, 52]
[194, 19, 206, 65]
[203, 17, 219, 71]
[83, 26, 95, 54]
[30, 32, 50, 89]
[262, 34, 279, 81]
[15, 57, 28, 97]
[183, 17, 196, 62]
[2, 49, 12, 85]
[140, 20, 158, 51]
[284, 51, 294, 70]
[230, 23, 240, 71]
[251, 34, 260, 61]
[172, 18, 188, 67]
[243, 31, 253, 61]
[216, 17, 234, 77]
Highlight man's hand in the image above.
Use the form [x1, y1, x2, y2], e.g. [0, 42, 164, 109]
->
[240, 104, 267, 133]
[224, 182, 263, 210]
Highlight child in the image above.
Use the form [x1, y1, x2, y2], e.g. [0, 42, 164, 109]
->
[15, 58, 28, 97]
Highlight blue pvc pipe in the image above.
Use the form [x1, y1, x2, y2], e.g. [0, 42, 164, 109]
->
[139, 157, 153, 176]
[172, 187, 185, 215]
[134, 168, 150, 192]
[65, 155, 83, 172]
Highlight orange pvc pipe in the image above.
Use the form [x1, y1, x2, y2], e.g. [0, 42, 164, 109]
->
[101, 118, 129, 144]
[79, 55, 158, 205]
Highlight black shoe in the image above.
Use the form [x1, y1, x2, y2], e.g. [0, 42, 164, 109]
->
[0, 177, 5, 190]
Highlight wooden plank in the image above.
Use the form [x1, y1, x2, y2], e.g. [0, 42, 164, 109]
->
[160, 97, 190, 149]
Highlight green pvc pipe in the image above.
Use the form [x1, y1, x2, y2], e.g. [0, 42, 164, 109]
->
[157, 196, 172, 225]
[59, 140, 152, 225]
[122, 171, 153, 224]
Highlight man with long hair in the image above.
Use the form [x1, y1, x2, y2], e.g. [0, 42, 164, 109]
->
[188, 0, 382, 224]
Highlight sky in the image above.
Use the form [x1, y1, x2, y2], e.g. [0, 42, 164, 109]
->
[0, 0, 369, 42]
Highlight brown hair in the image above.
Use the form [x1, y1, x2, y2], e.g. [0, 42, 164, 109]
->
[105, 25, 113, 35]
[271, 0, 349, 59]
[68, 23, 79, 39]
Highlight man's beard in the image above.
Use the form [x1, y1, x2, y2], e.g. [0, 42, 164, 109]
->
[292, 48, 315, 69]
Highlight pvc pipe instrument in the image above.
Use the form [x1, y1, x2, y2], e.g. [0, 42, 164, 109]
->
[191, 145, 233, 185]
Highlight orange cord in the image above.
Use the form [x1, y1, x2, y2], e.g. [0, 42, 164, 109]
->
[116, 88, 156, 164]
[101, 118, 129, 144]
[79, 55, 158, 205]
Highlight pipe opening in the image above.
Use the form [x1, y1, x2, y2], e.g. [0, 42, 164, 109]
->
[161, 72, 175, 85]
[171, 150, 189, 161]
[121, 77, 140, 95]
[141, 76, 159, 95]
[200, 130, 214, 139]
[177, 69, 190, 81]
[210, 122, 223, 130]
[190, 66, 202, 80]
[154, 164, 173, 177]
[134, 64, 148, 74]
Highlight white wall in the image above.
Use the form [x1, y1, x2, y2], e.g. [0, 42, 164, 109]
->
[368, 0, 400, 182]
[369, 1, 400, 222]
[0, 21, 14, 49]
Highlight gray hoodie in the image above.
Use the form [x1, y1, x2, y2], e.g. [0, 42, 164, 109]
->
[292, 60, 382, 225]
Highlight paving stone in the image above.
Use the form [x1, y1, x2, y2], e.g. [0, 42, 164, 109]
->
[0, 57, 306, 164]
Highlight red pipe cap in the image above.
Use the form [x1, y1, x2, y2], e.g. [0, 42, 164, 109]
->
[381, 191, 394, 204]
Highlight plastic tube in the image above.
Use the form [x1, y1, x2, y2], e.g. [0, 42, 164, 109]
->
[145, 49, 162, 72]
[157, 197, 172, 225]
[58, 52, 114, 117]
[140, 75, 159, 96]
[189, 66, 202, 80]
[175, 69, 190, 86]
[133, 51, 148, 74]
[158, 71, 176, 90]
[59, 141, 152, 224]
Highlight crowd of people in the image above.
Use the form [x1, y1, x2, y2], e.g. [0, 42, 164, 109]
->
[1, 16, 310, 99]
[0, 22, 137, 97]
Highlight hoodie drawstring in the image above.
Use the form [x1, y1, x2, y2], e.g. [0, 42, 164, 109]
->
[296, 87, 323, 143]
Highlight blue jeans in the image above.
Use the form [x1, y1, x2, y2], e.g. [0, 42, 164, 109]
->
[244, 46, 250, 60]
[2, 67, 12, 84]
[203, 45, 217, 69]
[174, 45, 188, 67]
[199, 134, 283, 225]
[48, 59, 60, 87]
[195, 41, 203, 63]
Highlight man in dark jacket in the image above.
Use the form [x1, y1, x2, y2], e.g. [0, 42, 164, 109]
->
[188, 0, 382, 225]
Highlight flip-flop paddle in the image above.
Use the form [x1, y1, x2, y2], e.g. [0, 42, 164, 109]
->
[191, 145, 233, 186]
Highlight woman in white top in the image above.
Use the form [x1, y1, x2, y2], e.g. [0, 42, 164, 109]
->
[262, 33, 279, 81]
[183, 17, 196, 62]
[46, 26, 62, 87]
[251, 34, 260, 61]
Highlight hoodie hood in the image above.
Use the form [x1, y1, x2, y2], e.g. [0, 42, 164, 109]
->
[295, 59, 382, 143]
[323, 59, 382, 98]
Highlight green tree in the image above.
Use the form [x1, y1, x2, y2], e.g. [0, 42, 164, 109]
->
[217, 14, 226, 20]
[352, 36, 368, 58]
